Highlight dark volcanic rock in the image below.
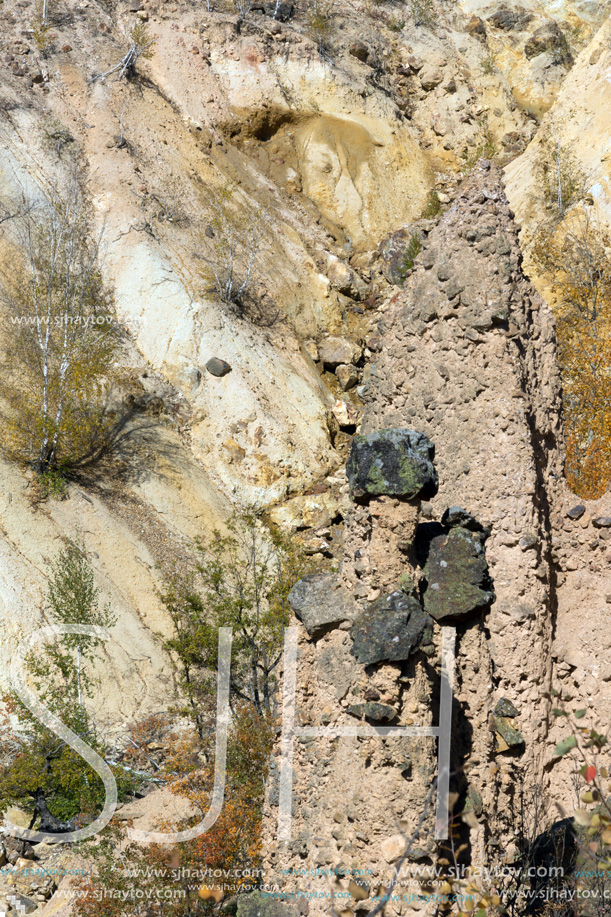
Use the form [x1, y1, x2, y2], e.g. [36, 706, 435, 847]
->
[494, 697, 520, 717]
[423, 526, 494, 622]
[347, 702, 398, 722]
[566, 505, 585, 520]
[205, 357, 232, 377]
[346, 429, 438, 500]
[494, 715, 524, 748]
[441, 505, 484, 532]
[350, 590, 433, 665]
[289, 573, 359, 638]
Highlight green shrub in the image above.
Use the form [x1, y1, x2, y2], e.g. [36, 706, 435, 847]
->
[399, 233, 423, 279]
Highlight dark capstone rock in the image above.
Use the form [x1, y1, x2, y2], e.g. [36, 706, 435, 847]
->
[423, 527, 494, 622]
[524, 21, 572, 64]
[494, 697, 519, 718]
[205, 357, 232, 377]
[346, 429, 438, 500]
[441, 506, 484, 532]
[350, 591, 433, 666]
[593, 516, 611, 529]
[566, 505, 586, 520]
[494, 715, 524, 748]
[289, 573, 358, 638]
[347, 702, 398, 723]
[237, 892, 301, 917]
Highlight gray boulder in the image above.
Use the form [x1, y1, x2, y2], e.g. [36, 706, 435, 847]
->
[289, 573, 359, 638]
[205, 357, 232, 377]
[318, 334, 362, 368]
[351, 590, 433, 665]
[346, 429, 437, 500]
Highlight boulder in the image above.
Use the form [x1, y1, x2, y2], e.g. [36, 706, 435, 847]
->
[332, 398, 360, 429]
[315, 644, 355, 700]
[289, 573, 359, 638]
[519, 533, 538, 550]
[326, 258, 368, 301]
[419, 66, 443, 91]
[378, 227, 423, 285]
[205, 357, 232, 377]
[6, 894, 37, 915]
[350, 590, 433, 665]
[347, 702, 398, 722]
[335, 364, 358, 391]
[318, 335, 361, 368]
[423, 527, 494, 622]
[524, 21, 572, 64]
[346, 428, 437, 500]
[381, 834, 407, 863]
[3, 836, 36, 863]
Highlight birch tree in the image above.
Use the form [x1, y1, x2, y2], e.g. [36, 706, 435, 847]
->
[0, 182, 118, 478]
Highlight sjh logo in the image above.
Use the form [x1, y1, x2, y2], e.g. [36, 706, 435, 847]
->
[6, 625, 455, 846]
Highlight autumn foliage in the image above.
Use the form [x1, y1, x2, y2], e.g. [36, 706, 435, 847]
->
[533, 210, 611, 498]
[74, 707, 273, 917]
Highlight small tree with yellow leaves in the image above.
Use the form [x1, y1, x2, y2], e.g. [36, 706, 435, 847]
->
[532, 210, 611, 497]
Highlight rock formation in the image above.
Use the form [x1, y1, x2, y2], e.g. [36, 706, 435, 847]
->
[0, 0, 610, 913]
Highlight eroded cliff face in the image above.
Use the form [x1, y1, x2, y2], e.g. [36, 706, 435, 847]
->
[0, 0, 539, 715]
